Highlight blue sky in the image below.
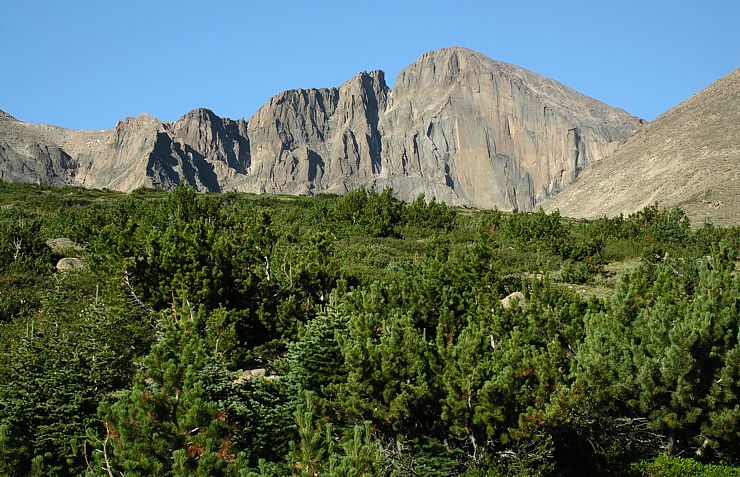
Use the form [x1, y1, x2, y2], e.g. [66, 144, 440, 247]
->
[1, 0, 737, 130]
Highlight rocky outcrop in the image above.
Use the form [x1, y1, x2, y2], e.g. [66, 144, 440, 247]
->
[0, 47, 641, 209]
[542, 68, 740, 226]
[1, 110, 251, 193]
[500, 291, 526, 310]
[0, 138, 75, 186]
[0, 112, 78, 185]
[232, 48, 638, 208]
[170, 108, 250, 187]
[0, 111, 17, 122]
[46, 237, 85, 254]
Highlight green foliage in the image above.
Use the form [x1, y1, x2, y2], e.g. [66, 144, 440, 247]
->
[332, 189, 457, 239]
[575, 243, 740, 457]
[633, 205, 692, 244]
[501, 208, 570, 256]
[631, 453, 740, 477]
[338, 300, 438, 433]
[287, 311, 347, 408]
[2, 181, 740, 475]
[0, 302, 146, 476]
[288, 395, 385, 476]
[332, 188, 404, 238]
[101, 306, 250, 476]
[560, 258, 599, 284]
[403, 193, 457, 234]
[439, 281, 587, 472]
[0, 209, 53, 275]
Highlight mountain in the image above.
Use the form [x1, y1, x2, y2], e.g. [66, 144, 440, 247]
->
[541, 69, 740, 225]
[0, 47, 640, 209]
[0, 108, 249, 191]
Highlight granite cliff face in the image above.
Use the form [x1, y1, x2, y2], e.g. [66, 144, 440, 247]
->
[232, 70, 389, 195]
[0, 109, 250, 192]
[542, 68, 740, 225]
[375, 48, 638, 209]
[0, 47, 640, 209]
[0, 112, 78, 186]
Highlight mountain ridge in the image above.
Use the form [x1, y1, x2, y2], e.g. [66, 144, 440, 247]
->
[1, 46, 641, 210]
[541, 68, 740, 225]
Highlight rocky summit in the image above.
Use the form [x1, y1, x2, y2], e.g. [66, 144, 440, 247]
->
[0, 47, 640, 210]
[542, 68, 740, 225]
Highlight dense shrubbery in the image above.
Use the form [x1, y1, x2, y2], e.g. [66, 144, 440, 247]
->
[0, 181, 738, 476]
[331, 188, 456, 238]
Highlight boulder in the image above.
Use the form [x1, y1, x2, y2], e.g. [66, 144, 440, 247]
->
[233, 368, 269, 385]
[56, 257, 87, 272]
[500, 291, 526, 310]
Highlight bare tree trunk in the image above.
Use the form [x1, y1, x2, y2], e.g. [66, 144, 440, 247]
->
[102, 422, 115, 477]
[666, 435, 675, 456]
[124, 271, 155, 314]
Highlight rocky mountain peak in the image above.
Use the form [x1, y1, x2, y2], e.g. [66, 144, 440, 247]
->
[345, 70, 388, 89]
[115, 113, 165, 134]
[177, 107, 220, 125]
[398, 47, 637, 139]
[172, 108, 219, 134]
[170, 106, 250, 177]
[376, 48, 643, 209]
[395, 47, 484, 91]
[133, 112, 161, 122]
[1, 47, 649, 213]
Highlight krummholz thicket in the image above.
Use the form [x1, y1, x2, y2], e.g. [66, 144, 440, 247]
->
[0, 182, 738, 476]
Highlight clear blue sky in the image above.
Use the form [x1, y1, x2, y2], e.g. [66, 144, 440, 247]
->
[1, 0, 738, 130]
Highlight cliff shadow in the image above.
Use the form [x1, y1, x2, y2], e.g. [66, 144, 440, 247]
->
[147, 133, 221, 192]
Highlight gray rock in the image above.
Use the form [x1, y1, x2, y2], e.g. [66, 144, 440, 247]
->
[56, 257, 87, 272]
[500, 291, 526, 310]
[376, 48, 638, 209]
[0, 110, 17, 122]
[0, 47, 640, 211]
[542, 68, 740, 226]
[46, 237, 84, 254]
[233, 368, 269, 384]
[233, 70, 389, 196]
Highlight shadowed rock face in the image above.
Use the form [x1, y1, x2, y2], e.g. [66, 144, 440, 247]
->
[232, 70, 389, 195]
[0, 112, 78, 185]
[0, 47, 640, 209]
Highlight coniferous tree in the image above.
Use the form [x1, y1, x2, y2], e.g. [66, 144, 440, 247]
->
[575, 244, 740, 457]
[101, 306, 249, 476]
[288, 395, 385, 476]
[0, 303, 141, 476]
[338, 303, 437, 433]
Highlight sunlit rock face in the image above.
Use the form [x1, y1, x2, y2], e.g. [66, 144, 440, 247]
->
[542, 68, 740, 226]
[0, 47, 639, 210]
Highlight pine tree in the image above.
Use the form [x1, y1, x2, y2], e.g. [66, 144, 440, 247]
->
[338, 303, 437, 433]
[0, 303, 141, 476]
[287, 311, 347, 406]
[574, 243, 740, 456]
[101, 306, 248, 476]
[288, 395, 385, 476]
